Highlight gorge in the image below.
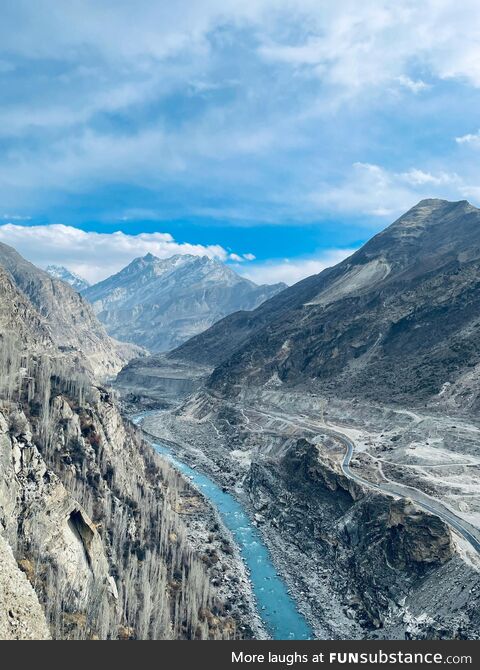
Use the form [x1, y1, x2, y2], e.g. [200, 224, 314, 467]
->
[131, 412, 312, 640]
[117, 200, 480, 640]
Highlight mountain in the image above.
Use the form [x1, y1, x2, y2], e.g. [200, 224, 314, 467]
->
[0, 241, 140, 379]
[172, 199, 480, 410]
[0, 265, 54, 352]
[82, 253, 286, 352]
[46, 264, 90, 291]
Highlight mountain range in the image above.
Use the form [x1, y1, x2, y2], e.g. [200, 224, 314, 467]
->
[82, 253, 286, 352]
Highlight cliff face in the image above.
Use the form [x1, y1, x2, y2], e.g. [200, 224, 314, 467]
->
[0, 399, 116, 639]
[0, 241, 141, 379]
[0, 244, 252, 639]
[0, 369, 247, 639]
[247, 438, 479, 639]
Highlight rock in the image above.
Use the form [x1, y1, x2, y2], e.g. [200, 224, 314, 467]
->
[0, 534, 50, 639]
[387, 499, 453, 567]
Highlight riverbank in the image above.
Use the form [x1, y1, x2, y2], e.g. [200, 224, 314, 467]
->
[129, 413, 268, 640]
[130, 412, 313, 640]
[136, 409, 326, 639]
[116, 363, 480, 641]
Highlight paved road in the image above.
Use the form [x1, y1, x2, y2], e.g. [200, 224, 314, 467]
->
[335, 428, 480, 555]
[248, 406, 480, 554]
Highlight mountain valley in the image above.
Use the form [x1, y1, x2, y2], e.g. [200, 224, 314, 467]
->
[1, 199, 480, 640]
[4, 0, 480, 647]
[118, 200, 480, 640]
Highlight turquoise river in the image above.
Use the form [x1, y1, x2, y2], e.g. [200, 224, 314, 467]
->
[132, 414, 313, 640]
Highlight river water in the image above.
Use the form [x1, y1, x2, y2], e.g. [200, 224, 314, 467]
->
[132, 414, 313, 640]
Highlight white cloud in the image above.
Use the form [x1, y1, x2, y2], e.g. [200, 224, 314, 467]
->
[1, 2, 480, 221]
[310, 162, 463, 219]
[310, 162, 413, 218]
[396, 75, 430, 93]
[236, 249, 356, 286]
[456, 130, 480, 146]
[257, 2, 480, 90]
[0, 223, 238, 283]
[399, 168, 457, 186]
[4, 0, 480, 94]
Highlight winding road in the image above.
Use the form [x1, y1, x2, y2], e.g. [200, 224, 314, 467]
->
[248, 406, 480, 555]
[328, 427, 480, 555]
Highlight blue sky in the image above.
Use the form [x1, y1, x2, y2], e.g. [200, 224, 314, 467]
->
[1, 0, 480, 284]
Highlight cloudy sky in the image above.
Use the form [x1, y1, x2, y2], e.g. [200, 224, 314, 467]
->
[1, 1, 480, 284]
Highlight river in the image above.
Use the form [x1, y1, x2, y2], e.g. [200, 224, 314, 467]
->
[131, 414, 313, 640]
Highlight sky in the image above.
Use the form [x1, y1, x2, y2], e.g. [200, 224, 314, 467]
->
[1, 0, 480, 284]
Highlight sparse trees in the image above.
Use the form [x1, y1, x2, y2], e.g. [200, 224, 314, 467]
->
[0, 333, 237, 640]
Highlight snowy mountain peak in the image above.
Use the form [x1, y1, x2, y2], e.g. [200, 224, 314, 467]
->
[45, 264, 90, 291]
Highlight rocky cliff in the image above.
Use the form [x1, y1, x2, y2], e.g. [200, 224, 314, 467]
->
[0, 241, 141, 379]
[0, 356, 254, 639]
[247, 438, 479, 639]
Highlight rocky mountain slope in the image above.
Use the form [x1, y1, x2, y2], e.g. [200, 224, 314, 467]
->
[46, 265, 90, 292]
[246, 436, 479, 639]
[0, 365, 255, 639]
[82, 253, 285, 352]
[172, 199, 480, 412]
[0, 242, 140, 379]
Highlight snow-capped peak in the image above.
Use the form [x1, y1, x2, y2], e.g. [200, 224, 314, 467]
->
[45, 265, 90, 292]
